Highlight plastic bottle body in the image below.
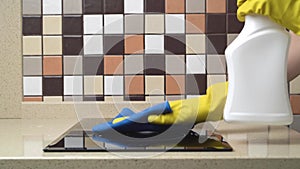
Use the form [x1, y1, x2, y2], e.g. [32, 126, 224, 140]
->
[224, 15, 293, 125]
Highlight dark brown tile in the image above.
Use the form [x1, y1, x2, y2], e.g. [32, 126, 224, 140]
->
[145, 0, 165, 13]
[83, 0, 104, 14]
[145, 54, 165, 75]
[103, 35, 124, 55]
[43, 77, 63, 96]
[227, 14, 244, 33]
[227, 0, 238, 13]
[63, 36, 83, 55]
[206, 34, 227, 54]
[186, 74, 207, 95]
[165, 34, 186, 54]
[23, 17, 42, 35]
[83, 95, 105, 101]
[63, 16, 83, 35]
[124, 95, 145, 101]
[206, 14, 226, 34]
[104, 0, 124, 14]
[83, 56, 104, 75]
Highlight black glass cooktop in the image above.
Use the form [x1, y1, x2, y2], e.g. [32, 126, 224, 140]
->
[43, 119, 232, 152]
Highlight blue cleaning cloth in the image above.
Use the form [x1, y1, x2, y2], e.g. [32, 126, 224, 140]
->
[92, 102, 173, 135]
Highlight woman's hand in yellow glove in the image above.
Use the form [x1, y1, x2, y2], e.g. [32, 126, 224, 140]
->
[148, 82, 228, 125]
[237, 0, 300, 35]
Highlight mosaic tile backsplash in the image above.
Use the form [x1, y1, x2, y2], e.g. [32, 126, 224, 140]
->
[22, 0, 244, 102]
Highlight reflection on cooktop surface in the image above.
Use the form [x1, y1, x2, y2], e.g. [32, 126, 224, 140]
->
[44, 119, 232, 152]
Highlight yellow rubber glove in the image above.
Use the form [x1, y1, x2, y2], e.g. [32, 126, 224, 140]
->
[237, 0, 300, 35]
[148, 82, 228, 125]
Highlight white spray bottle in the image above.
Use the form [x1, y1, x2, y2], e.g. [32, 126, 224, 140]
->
[224, 15, 293, 125]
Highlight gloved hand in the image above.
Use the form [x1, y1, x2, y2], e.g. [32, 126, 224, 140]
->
[148, 82, 228, 125]
[237, 0, 300, 35]
[92, 82, 228, 134]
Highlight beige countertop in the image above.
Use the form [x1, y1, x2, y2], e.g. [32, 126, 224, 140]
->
[1, 119, 300, 169]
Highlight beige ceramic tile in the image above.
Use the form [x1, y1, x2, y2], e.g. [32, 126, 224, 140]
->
[207, 75, 227, 87]
[145, 14, 164, 34]
[43, 96, 63, 102]
[290, 75, 300, 94]
[146, 96, 165, 102]
[186, 34, 205, 54]
[23, 36, 42, 55]
[43, 16, 62, 35]
[227, 34, 239, 45]
[145, 76, 164, 95]
[84, 76, 103, 95]
[43, 36, 62, 55]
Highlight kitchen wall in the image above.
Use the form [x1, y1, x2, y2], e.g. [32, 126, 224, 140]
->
[15, 0, 300, 116]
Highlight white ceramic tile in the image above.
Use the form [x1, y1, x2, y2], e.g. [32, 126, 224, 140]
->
[104, 76, 124, 95]
[166, 14, 185, 33]
[124, 0, 143, 13]
[43, 0, 62, 14]
[84, 15, 103, 34]
[145, 35, 164, 54]
[84, 35, 103, 54]
[64, 76, 83, 95]
[65, 137, 83, 148]
[104, 15, 123, 34]
[23, 77, 42, 96]
[186, 55, 206, 74]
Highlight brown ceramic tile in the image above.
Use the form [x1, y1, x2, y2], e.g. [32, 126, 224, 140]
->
[166, 75, 185, 95]
[83, 56, 104, 75]
[227, 14, 244, 33]
[145, 54, 165, 75]
[23, 17, 42, 35]
[125, 75, 144, 95]
[206, 0, 226, 13]
[104, 0, 124, 14]
[43, 56, 63, 75]
[43, 77, 63, 96]
[103, 35, 124, 55]
[290, 95, 300, 115]
[206, 14, 226, 34]
[104, 55, 123, 75]
[206, 34, 227, 54]
[186, 14, 205, 33]
[165, 0, 184, 13]
[125, 35, 144, 54]
[164, 34, 186, 54]
[23, 97, 43, 102]
[83, 0, 104, 14]
[145, 0, 165, 13]
[186, 74, 207, 95]
[63, 36, 83, 55]
[63, 16, 83, 35]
